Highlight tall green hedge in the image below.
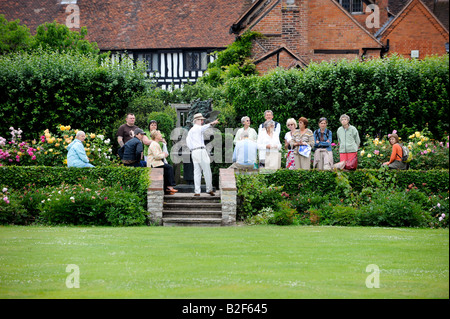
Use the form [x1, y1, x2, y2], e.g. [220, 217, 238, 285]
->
[0, 166, 151, 196]
[0, 49, 149, 140]
[226, 55, 449, 140]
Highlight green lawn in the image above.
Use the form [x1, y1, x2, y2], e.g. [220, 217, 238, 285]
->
[0, 225, 448, 299]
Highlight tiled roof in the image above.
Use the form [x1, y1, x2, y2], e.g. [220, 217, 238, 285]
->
[389, 0, 448, 30]
[0, 0, 252, 50]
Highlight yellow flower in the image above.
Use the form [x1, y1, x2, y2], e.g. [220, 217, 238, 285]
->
[415, 131, 421, 138]
[367, 154, 372, 158]
[360, 150, 365, 156]
[49, 149, 53, 153]
[86, 143, 90, 147]
[90, 133, 96, 139]
[63, 159, 67, 165]
[408, 145, 412, 150]
[409, 134, 415, 139]
[60, 125, 66, 131]
[55, 143, 60, 148]
[427, 148, 431, 153]
[65, 125, 71, 131]
[380, 154, 383, 157]
[17, 151, 23, 156]
[417, 141, 422, 146]
[37, 147, 41, 151]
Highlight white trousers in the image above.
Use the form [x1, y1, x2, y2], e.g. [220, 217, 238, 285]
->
[191, 149, 213, 194]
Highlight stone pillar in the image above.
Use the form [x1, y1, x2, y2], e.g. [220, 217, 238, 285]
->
[219, 168, 237, 226]
[147, 168, 164, 225]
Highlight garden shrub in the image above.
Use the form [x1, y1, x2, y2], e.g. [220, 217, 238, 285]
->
[0, 49, 148, 141]
[268, 201, 297, 225]
[358, 190, 431, 227]
[37, 183, 146, 226]
[237, 169, 449, 228]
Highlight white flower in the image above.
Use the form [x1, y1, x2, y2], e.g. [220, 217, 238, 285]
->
[70, 196, 75, 201]
[104, 139, 110, 145]
[97, 135, 104, 141]
[2, 187, 7, 193]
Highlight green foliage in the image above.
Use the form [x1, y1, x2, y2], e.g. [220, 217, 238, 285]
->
[32, 21, 101, 56]
[0, 166, 150, 226]
[0, 166, 150, 196]
[1, 16, 102, 57]
[0, 15, 33, 54]
[236, 169, 449, 228]
[226, 55, 449, 141]
[0, 49, 148, 141]
[37, 183, 146, 226]
[200, 31, 261, 87]
[236, 174, 283, 218]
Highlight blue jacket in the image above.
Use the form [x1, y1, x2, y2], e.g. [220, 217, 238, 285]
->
[313, 129, 333, 152]
[67, 139, 90, 167]
[119, 137, 143, 161]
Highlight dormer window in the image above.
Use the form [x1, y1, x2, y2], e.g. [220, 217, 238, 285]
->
[339, 0, 363, 14]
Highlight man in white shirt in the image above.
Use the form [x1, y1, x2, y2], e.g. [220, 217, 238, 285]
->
[258, 110, 281, 136]
[186, 113, 219, 196]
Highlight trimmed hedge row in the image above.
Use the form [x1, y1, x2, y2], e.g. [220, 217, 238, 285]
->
[0, 166, 151, 226]
[258, 168, 449, 195]
[0, 166, 150, 195]
[236, 169, 449, 227]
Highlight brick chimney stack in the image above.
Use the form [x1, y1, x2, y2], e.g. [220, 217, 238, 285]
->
[282, 0, 309, 61]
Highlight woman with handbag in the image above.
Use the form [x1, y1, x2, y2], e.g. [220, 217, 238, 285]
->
[291, 117, 314, 170]
[284, 118, 297, 170]
[337, 114, 360, 170]
[257, 120, 281, 169]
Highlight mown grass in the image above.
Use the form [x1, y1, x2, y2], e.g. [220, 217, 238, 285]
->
[0, 225, 448, 299]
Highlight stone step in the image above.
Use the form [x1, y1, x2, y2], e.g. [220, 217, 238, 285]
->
[163, 217, 222, 227]
[163, 210, 222, 218]
[163, 202, 222, 211]
[164, 192, 221, 202]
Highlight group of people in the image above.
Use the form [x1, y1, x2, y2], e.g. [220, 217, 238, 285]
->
[66, 110, 408, 196]
[229, 111, 407, 171]
[115, 112, 217, 196]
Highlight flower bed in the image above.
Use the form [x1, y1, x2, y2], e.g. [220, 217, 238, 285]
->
[0, 166, 151, 226]
[0, 125, 117, 167]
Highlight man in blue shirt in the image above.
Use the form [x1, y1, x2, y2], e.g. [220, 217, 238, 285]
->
[229, 132, 258, 170]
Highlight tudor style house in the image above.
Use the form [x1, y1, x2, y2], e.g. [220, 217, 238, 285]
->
[0, 0, 448, 84]
[0, 0, 252, 89]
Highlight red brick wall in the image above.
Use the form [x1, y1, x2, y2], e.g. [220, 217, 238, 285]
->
[308, 0, 382, 62]
[381, 0, 449, 58]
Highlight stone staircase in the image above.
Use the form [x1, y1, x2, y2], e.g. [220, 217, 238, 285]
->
[162, 191, 222, 226]
[148, 168, 236, 227]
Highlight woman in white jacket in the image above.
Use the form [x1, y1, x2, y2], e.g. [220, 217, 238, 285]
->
[257, 120, 281, 169]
